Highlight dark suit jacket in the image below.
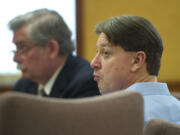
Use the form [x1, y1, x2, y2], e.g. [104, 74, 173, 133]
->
[13, 54, 100, 98]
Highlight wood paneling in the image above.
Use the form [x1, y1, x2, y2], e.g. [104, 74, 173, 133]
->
[0, 86, 12, 94]
[76, 0, 180, 82]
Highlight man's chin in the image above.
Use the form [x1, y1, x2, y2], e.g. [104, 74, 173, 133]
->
[22, 72, 31, 79]
[17, 64, 26, 71]
[99, 86, 117, 95]
[98, 86, 110, 94]
[100, 89, 110, 95]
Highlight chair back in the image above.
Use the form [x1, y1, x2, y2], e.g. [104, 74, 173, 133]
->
[144, 118, 180, 135]
[0, 90, 144, 135]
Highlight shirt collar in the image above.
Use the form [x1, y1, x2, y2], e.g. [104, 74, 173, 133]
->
[126, 82, 170, 95]
[38, 64, 64, 95]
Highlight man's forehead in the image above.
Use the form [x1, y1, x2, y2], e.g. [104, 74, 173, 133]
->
[97, 33, 108, 41]
[96, 33, 112, 47]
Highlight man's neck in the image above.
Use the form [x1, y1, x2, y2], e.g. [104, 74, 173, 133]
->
[37, 55, 67, 85]
[125, 72, 157, 90]
[136, 74, 157, 82]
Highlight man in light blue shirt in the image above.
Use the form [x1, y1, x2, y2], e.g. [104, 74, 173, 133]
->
[127, 82, 180, 124]
[90, 15, 180, 124]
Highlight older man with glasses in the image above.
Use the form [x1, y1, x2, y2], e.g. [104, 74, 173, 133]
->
[8, 8, 100, 98]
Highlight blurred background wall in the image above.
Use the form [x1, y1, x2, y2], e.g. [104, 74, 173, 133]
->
[1, 0, 180, 93]
[76, 0, 180, 92]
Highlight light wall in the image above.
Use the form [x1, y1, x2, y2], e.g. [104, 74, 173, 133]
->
[77, 0, 180, 82]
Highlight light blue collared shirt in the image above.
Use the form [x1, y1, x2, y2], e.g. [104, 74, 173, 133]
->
[127, 82, 180, 124]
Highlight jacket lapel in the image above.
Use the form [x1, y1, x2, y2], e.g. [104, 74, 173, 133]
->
[49, 54, 74, 98]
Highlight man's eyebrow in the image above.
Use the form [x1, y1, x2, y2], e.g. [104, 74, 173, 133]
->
[102, 43, 109, 47]
[96, 43, 109, 48]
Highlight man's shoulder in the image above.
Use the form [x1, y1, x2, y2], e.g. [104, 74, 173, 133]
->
[16, 77, 35, 84]
[63, 54, 93, 73]
[68, 54, 90, 66]
[13, 77, 37, 92]
[53, 55, 97, 91]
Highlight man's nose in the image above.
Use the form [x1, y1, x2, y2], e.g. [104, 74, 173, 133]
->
[90, 55, 101, 69]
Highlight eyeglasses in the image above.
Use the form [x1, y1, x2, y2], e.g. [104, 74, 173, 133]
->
[12, 45, 37, 58]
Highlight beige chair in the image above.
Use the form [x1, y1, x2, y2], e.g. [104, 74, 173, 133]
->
[144, 118, 180, 135]
[0, 90, 144, 135]
[172, 92, 180, 100]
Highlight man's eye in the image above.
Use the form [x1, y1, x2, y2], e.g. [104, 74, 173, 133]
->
[102, 51, 111, 57]
[104, 51, 109, 55]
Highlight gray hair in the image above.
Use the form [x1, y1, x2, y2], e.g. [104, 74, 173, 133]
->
[8, 8, 74, 56]
[96, 15, 163, 76]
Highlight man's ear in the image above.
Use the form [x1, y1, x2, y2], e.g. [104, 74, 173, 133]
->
[46, 40, 60, 58]
[130, 51, 146, 72]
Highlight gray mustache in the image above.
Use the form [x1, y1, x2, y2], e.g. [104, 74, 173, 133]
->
[17, 64, 25, 71]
